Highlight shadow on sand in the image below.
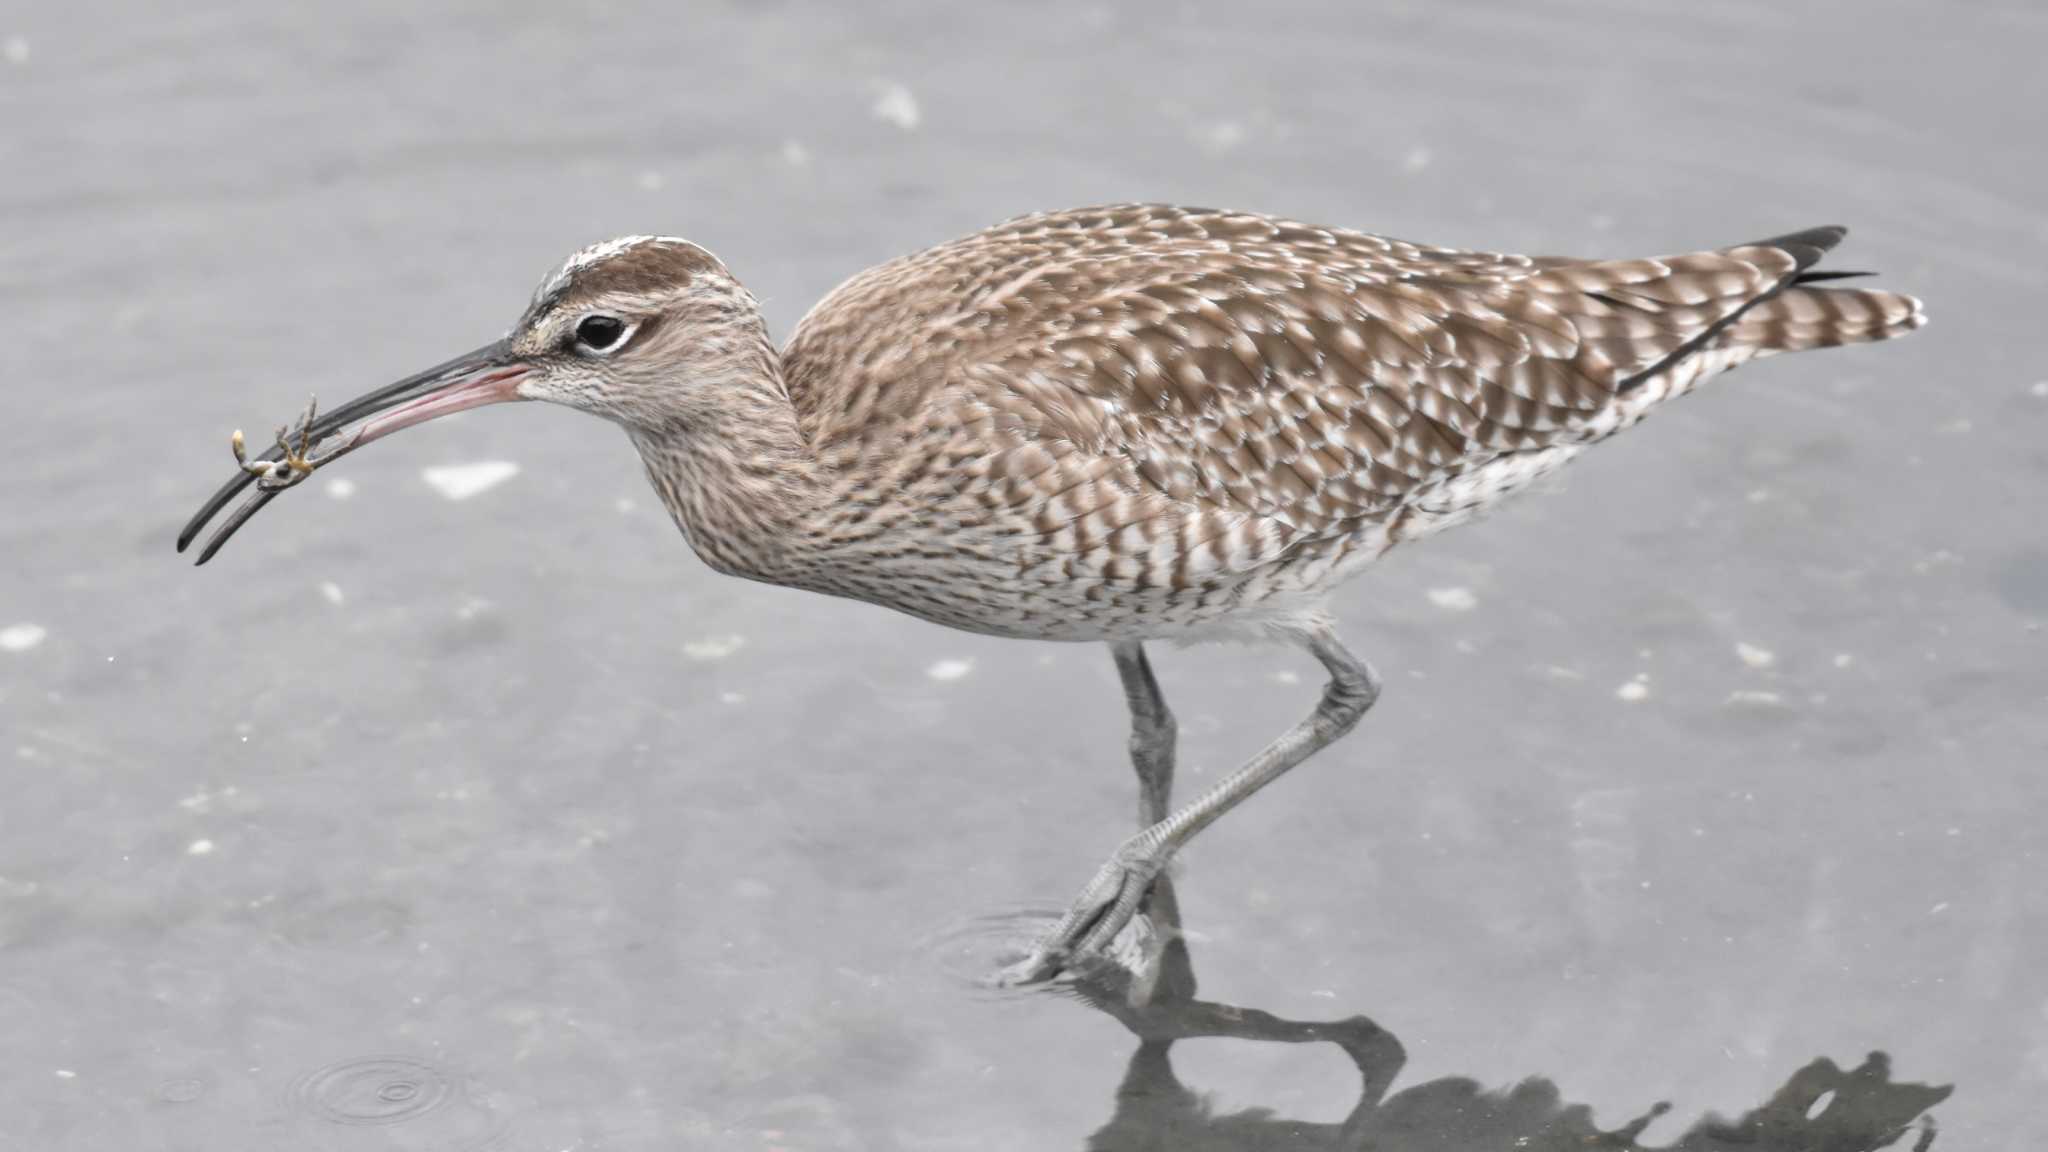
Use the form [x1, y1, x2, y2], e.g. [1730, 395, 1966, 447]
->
[1058, 878, 1951, 1151]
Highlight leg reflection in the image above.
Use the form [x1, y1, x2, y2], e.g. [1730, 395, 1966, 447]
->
[1060, 877, 1951, 1151]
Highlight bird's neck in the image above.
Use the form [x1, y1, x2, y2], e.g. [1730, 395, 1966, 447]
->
[625, 350, 826, 587]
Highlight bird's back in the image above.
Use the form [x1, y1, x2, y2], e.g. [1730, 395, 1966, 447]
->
[777, 204, 1921, 639]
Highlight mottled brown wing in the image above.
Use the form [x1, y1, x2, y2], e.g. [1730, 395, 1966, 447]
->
[920, 207, 1820, 538]
[781, 206, 1889, 598]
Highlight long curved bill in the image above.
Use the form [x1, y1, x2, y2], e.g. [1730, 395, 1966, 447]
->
[176, 339, 531, 565]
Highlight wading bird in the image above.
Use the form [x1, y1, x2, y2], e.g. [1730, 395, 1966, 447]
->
[179, 204, 1923, 981]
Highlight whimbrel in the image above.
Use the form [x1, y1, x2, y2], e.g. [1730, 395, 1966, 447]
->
[178, 204, 1924, 980]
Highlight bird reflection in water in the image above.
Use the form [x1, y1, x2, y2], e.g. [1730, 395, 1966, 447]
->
[1058, 878, 1950, 1152]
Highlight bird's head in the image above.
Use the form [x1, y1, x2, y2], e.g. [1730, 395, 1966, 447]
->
[177, 236, 772, 562]
[505, 235, 773, 427]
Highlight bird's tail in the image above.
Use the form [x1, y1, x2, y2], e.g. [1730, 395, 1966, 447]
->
[1548, 226, 1923, 405]
[1556, 226, 1925, 425]
[1713, 225, 1926, 357]
[1722, 276, 1927, 355]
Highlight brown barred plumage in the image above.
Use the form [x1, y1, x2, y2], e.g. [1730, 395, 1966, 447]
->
[751, 205, 1921, 640]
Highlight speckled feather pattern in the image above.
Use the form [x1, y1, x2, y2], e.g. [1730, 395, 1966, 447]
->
[562, 204, 1923, 642]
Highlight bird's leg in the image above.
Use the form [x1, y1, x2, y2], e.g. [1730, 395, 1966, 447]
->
[1112, 641, 1177, 827]
[1082, 641, 1184, 982]
[1007, 627, 1381, 983]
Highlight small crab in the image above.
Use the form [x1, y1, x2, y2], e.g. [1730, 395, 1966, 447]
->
[231, 395, 359, 491]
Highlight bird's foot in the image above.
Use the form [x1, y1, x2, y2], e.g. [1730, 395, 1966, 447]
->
[232, 395, 357, 491]
[996, 833, 1170, 986]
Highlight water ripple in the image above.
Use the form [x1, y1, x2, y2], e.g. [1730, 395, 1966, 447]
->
[286, 1055, 506, 1149]
[915, 906, 1070, 997]
[292, 1056, 452, 1126]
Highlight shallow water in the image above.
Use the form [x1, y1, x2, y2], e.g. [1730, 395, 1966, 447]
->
[3, 1, 2045, 1148]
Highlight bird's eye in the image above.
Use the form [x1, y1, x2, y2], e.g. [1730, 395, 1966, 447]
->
[573, 315, 629, 353]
